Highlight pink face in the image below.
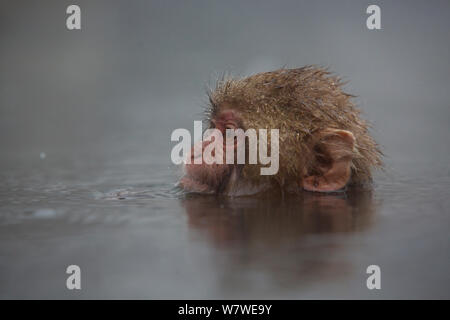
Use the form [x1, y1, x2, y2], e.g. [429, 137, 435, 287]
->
[179, 110, 241, 193]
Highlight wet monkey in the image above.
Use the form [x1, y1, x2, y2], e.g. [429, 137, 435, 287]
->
[179, 66, 382, 195]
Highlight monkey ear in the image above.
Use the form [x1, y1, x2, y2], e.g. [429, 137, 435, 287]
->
[303, 129, 355, 192]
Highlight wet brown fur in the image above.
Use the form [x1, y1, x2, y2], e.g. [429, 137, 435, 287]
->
[206, 66, 383, 190]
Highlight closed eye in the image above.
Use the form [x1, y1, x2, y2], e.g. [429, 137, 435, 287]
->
[225, 122, 237, 130]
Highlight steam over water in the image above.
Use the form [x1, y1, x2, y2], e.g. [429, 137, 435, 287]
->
[0, 1, 449, 298]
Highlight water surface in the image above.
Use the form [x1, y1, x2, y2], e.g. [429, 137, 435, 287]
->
[0, 151, 449, 299]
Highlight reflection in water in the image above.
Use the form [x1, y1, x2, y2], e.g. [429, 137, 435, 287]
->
[183, 189, 376, 245]
[181, 189, 377, 292]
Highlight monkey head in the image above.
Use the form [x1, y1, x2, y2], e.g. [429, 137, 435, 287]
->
[179, 66, 382, 195]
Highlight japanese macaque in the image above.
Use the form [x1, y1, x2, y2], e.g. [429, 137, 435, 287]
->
[179, 66, 382, 195]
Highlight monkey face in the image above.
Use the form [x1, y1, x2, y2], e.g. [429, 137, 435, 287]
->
[179, 110, 243, 194]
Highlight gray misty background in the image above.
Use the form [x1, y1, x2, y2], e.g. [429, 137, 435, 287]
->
[0, 0, 449, 299]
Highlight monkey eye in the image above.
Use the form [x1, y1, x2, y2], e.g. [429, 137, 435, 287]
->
[225, 123, 236, 130]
